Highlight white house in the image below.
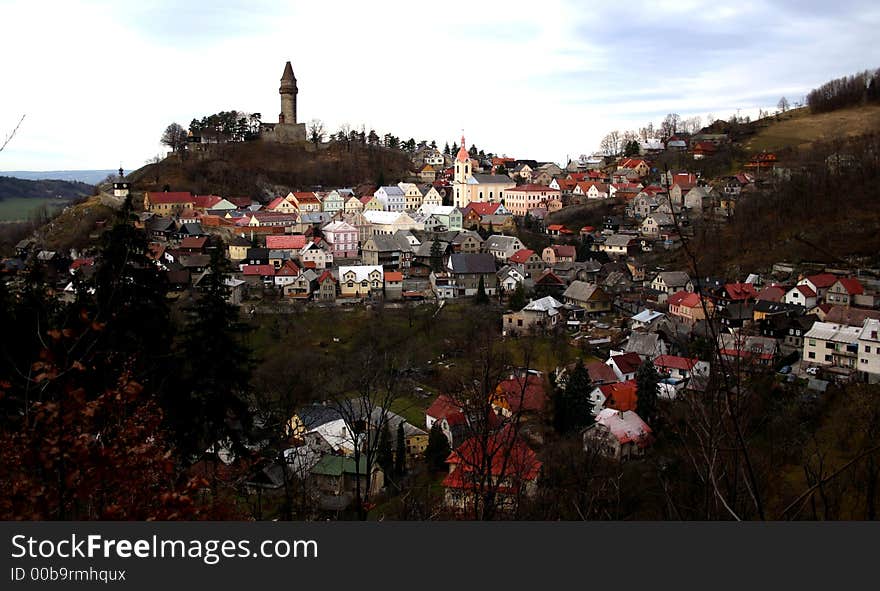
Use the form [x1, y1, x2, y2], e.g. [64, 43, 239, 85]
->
[784, 284, 818, 309]
[858, 318, 880, 382]
[374, 186, 407, 212]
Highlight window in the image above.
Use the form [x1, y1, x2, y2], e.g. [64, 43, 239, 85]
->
[866, 346, 872, 353]
[809, 339, 816, 346]
[826, 342, 835, 349]
[825, 355, 832, 362]
[808, 352, 815, 359]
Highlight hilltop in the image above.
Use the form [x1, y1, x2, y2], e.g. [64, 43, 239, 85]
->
[127, 140, 414, 200]
[0, 176, 94, 201]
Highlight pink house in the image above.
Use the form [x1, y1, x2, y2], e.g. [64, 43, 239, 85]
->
[322, 220, 359, 259]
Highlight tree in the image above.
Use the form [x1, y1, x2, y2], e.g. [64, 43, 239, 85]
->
[404, 138, 416, 153]
[430, 236, 444, 273]
[661, 113, 682, 138]
[1, 114, 25, 153]
[496, 164, 508, 176]
[553, 358, 593, 434]
[509, 282, 527, 310]
[778, 96, 791, 113]
[377, 423, 393, 476]
[600, 131, 622, 156]
[395, 421, 407, 476]
[623, 139, 640, 156]
[425, 422, 451, 472]
[160, 122, 188, 153]
[469, 144, 478, 158]
[443, 142, 450, 155]
[475, 275, 490, 305]
[367, 129, 379, 146]
[635, 359, 660, 424]
[307, 119, 325, 146]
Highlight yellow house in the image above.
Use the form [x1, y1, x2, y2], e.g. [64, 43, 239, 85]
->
[361, 196, 383, 212]
[144, 191, 194, 215]
[344, 195, 365, 214]
[398, 182, 424, 211]
[338, 265, 384, 297]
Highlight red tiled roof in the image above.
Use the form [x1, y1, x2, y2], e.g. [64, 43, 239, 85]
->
[444, 427, 541, 485]
[600, 380, 638, 412]
[466, 202, 501, 216]
[555, 178, 578, 190]
[508, 249, 536, 264]
[275, 260, 300, 276]
[653, 355, 698, 372]
[724, 282, 757, 301]
[147, 191, 193, 204]
[426, 394, 461, 420]
[668, 290, 703, 308]
[504, 184, 559, 193]
[493, 374, 547, 413]
[266, 235, 307, 250]
[192, 195, 222, 209]
[756, 286, 786, 302]
[317, 270, 336, 284]
[70, 257, 95, 270]
[586, 361, 618, 384]
[552, 244, 576, 258]
[546, 224, 565, 231]
[384, 271, 403, 282]
[576, 181, 608, 193]
[610, 353, 642, 375]
[534, 269, 564, 286]
[180, 236, 207, 249]
[242, 264, 275, 276]
[805, 273, 837, 288]
[836, 277, 864, 295]
[795, 284, 817, 298]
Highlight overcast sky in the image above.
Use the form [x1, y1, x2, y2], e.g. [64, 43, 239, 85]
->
[1, 0, 879, 171]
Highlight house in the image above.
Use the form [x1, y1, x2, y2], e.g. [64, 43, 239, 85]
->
[360, 195, 383, 212]
[653, 355, 709, 380]
[497, 265, 527, 293]
[419, 164, 437, 183]
[422, 185, 444, 207]
[606, 352, 643, 381]
[144, 191, 194, 215]
[668, 290, 713, 324]
[802, 322, 862, 369]
[541, 244, 576, 265]
[508, 248, 546, 279]
[450, 230, 484, 254]
[624, 332, 667, 360]
[398, 182, 425, 211]
[651, 272, 693, 296]
[300, 241, 333, 269]
[617, 158, 650, 177]
[490, 373, 548, 417]
[361, 234, 412, 271]
[583, 409, 652, 461]
[447, 253, 498, 297]
[363, 210, 422, 235]
[858, 318, 880, 382]
[344, 195, 365, 214]
[484, 235, 526, 261]
[338, 265, 384, 297]
[784, 284, 818, 309]
[573, 182, 609, 200]
[316, 270, 337, 301]
[416, 204, 462, 231]
[502, 296, 566, 335]
[599, 234, 638, 258]
[283, 269, 318, 298]
[719, 282, 758, 307]
[384, 271, 404, 300]
[227, 235, 252, 261]
[562, 281, 611, 314]
[322, 220, 359, 259]
[479, 214, 516, 234]
[443, 428, 541, 513]
[273, 260, 301, 288]
[502, 184, 561, 216]
[630, 309, 665, 331]
[718, 334, 778, 366]
[825, 278, 864, 307]
[309, 455, 384, 504]
[266, 194, 299, 214]
[641, 213, 676, 237]
[797, 273, 838, 300]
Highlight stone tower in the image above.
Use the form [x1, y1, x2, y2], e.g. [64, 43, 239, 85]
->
[279, 61, 298, 125]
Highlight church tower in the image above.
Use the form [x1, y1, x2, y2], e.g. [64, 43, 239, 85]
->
[279, 61, 298, 125]
[453, 135, 471, 208]
[113, 166, 130, 199]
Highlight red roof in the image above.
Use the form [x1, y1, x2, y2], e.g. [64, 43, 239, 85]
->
[317, 270, 336, 284]
[580, 226, 595, 234]
[693, 142, 717, 153]
[227, 197, 252, 208]
[567, 173, 587, 181]
[266, 197, 287, 210]
[586, 361, 618, 384]
[466, 202, 501, 216]
[724, 282, 757, 301]
[620, 158, 648, 169]
[359, 196, 373, 204]
[192, 195, 223, 209]
[147, 191, 192, 204]
[534, 269, 565, 286]
[266, 235, 307, 250]
[242, 264, 275, 276]
[794, 284, 817, 298]
[576, 181, 608, 194]
[805, 273, 837, 288]
[653, 355, 699, 372]
[70, 257, 95, 270]
[756, 286, 786, 302]
[275, 260, 300, 276]
[668, 290, 703, 308]
[493, 374, 547, 413]
[835, 277, 864, 295]
[504, 184, 559, 193]
[609, 353, 642, 375]
[426, 394, 461, 420]
[555, 178, 578, 190]
[546, 224, 565, 231]
[552, 244, 576, 258]
[384, 271, 403, 282]
[180, 236, 207, 249]
[508, 249, 536, 264]
[444, 427, 541, 486]
[600, 380, 638, 412]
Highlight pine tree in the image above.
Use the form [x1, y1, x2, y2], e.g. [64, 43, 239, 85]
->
[443, 142, 450, 155]
[377, 423, 393, 477]
[509, 282, 527, 310]
[554, 359, 593, 434]
[475, 275, 489, 305]
[635, 359, 660, 424]
[430, 237, 444, 273]
[424, 422, 451, 472]
[394, 421, 407, 476]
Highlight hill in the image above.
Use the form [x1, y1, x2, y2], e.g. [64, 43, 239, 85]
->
[0, 176, 95, 201]
[741, 104, 880, 154]
[127, 140, 414, 199]
[0, 170, 116, 184]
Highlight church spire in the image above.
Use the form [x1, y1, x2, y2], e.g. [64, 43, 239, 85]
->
[456, 134, 469, 163]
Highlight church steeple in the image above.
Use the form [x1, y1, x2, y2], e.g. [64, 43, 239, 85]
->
[279, 61, 298, 125]
[453, 134, 472, 208]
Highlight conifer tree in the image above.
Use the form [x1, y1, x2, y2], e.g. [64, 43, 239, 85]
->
[425, 422, 451, 472]
[475, 275, 489, 305]
[377, 423, 393, 476]
[635, 359, 660, 424]
[394, 421, 407, 476]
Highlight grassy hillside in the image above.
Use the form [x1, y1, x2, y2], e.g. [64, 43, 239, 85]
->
[128, 140, 414, 199]
[742, 104, 880, 154]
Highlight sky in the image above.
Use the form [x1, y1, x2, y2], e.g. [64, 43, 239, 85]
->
[1, 0, 879, 171]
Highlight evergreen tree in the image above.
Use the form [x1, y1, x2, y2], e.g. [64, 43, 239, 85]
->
[635, 359, 660, 424]
[377, 423, 393, 477]
[430, 140, 437, 149]
[496, 164, 508, 176]
[509, 282, 527, 310]
[394, 421, 407, 476]
[174, 236, 253, 457]
[430, 237, 444, 273]
[443, 142, 450, 155]
[554, 358, 593, 434]
[469, 144, 478, 157]
[424, 422, 451, 472]
[451, 142, 459, 156]
[475, 275, 489, 305]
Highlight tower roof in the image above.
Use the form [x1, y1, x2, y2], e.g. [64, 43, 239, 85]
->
[281, 61, 296, 81]
[456, 135, 470, 163]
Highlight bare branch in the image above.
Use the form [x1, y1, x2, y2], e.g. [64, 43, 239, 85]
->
[0, 114, 26, 153]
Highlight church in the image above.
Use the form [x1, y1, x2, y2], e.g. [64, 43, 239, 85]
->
[452, 136, 516, 208]
[260, 61, 307, 144]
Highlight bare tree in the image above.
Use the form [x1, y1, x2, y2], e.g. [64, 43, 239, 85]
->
[307, 119, 325, 146]
[777, 96, 791, 113]
[0, 114, 25, 153]
[600, 130, 622, 156]
[160, 122, 188, 153]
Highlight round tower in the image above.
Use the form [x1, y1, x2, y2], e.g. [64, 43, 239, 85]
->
[279, 61, 298, 125]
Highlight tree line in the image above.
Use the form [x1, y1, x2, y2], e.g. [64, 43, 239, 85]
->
[806, 68, 880, 114]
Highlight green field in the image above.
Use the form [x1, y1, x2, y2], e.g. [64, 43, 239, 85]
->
[0, 197, 70, 222]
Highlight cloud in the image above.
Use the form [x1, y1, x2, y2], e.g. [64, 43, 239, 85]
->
[0, 0, 878, 171]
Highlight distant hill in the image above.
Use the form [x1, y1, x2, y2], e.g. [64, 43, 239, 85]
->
[741, 104, 880, 154]
[0, 170, 116, 185]
[0, 176, 95, 201]
[128, 141, 414, 200]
